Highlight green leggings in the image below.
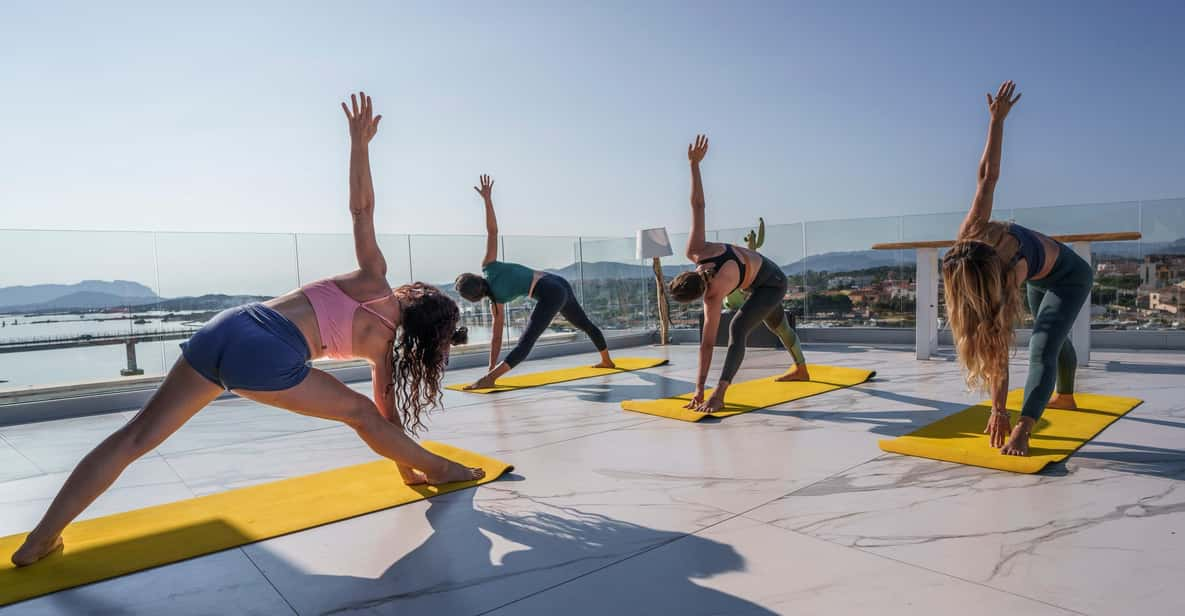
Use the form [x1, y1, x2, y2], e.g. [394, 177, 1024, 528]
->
[1021, 243, 1093, 420]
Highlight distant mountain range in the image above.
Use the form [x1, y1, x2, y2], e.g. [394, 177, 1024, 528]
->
[0, 280, 270, 313]
[0, 280, 159, 312]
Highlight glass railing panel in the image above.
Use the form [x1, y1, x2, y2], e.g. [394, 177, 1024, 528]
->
[294, 233, 412, 287]
[153, 232, 300, 373]
[577, 236, 648, 332]
[0, 230, 160, 391]
[407, 234, 495, 343]
[500, 235, 581, 343]
[802, 216, 907, 328]
[1125, 198, 1185, 330]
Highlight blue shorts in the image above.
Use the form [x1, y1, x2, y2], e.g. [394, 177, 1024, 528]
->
[180, 303, 311, 391]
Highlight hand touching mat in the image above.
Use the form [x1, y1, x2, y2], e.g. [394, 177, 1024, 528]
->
[878, 390, 1142, 473]
[621, 365, 876, 422]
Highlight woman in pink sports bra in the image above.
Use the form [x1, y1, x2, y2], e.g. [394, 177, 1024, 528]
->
[13, 92, 483, 567]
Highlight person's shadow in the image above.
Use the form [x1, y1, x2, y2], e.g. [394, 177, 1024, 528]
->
[290, 479, 776, 615]
[544, 371, 698, 404]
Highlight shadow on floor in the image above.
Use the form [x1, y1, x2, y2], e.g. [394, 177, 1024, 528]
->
[545, 371, 698, 404]
[752, 383, 969, 437]
[1104, 361, 1185, 375]
[1072, 441, 1185, 480]
[280, 485, 775, 615]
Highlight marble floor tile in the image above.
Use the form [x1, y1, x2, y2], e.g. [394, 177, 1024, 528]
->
[0, 436, 41, 484]
[0, 458, 194, 536]
[0, 414, 148, 474]
[486, 516, 1076, 616]
[2, 548, 294, 616]
[748, 454, 1185, 615]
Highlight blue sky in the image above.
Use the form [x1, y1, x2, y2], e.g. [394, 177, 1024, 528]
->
[2, 0, 1183, 242]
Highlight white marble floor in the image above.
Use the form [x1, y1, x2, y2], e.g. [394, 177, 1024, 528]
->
[1, 344, 1182, 615]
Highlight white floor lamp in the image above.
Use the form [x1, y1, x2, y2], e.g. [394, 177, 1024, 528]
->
[637, 227, 674, 345]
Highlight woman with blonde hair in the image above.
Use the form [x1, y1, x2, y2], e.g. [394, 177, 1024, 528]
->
[944, 80, 1093, 456]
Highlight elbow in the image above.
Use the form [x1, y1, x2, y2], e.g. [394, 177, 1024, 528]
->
[977, 165, 1000, 186]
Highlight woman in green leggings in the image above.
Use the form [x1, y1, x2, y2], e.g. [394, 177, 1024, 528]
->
[943, 80, 1094, 456]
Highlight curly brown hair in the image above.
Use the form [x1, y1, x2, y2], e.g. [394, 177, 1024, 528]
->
[389, 282, 468, 434]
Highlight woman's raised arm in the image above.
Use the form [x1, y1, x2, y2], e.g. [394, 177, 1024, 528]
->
[686, 134, 710, 259]
[341, 92, 387, 276]
[959, 81, 1021, 238]
[475, 175, 499, 266]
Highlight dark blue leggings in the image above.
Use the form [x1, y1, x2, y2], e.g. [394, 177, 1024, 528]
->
[1020, 244, 1093, 420]
[504, 274, 607, 368]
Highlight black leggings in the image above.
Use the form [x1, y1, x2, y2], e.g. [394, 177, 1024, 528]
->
[719, 257, 805, 382]
[504, 274, 607, 368]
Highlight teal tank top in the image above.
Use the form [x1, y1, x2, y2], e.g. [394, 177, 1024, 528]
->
[482, 261, 535, 303]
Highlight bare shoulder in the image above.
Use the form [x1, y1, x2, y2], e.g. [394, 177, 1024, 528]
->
[333, 270, 392, 301]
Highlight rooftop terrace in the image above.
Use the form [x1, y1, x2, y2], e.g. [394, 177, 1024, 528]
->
[2, 343, 1182, 615]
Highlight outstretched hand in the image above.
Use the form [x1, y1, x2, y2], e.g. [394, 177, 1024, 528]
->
[341, 91, 382, 144]
[986, 80, 1021, 121]
[474, 174, 494, 201]
[688, 134, 709, 164]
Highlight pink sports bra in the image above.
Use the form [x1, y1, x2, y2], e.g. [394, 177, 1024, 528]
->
[300, 278, 397, 360]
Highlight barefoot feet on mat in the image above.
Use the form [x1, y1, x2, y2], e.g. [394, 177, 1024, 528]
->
[12, 534, 63, 567]
[1001, 417, 1036, 456]
[774, 365, 811, 382]
[426, 461, 486, 485]
[1047, 393, 1078, 410]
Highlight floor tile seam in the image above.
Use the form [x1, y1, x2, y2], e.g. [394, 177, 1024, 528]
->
[734, 512, 1089, 616]
[237, 547, 303, 616]
[504, 416, 665, 455]
[157, 423, 347, 458]
[0, 432, 46, 475]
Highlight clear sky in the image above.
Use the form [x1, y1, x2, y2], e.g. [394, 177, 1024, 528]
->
[2, 0, 1183, 243]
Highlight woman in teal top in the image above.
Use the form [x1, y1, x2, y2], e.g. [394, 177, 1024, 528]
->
[455, 175, 614, 389]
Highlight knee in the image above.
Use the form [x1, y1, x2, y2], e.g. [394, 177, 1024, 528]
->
[341, 397, 380, 433]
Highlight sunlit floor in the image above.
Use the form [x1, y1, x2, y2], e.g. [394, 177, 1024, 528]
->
[1, 343, 1183, 615]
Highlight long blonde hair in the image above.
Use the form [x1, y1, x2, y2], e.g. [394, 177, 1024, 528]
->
[942, 239, 1022, 394]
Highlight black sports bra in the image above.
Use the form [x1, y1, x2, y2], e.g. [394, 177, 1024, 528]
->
[697, 245, 747, 291]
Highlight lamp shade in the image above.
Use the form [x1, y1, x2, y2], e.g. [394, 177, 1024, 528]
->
[636, 227, 674, 260]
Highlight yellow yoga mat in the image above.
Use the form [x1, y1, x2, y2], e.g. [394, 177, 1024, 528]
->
[621, 365, 876, 422]
[0, 442, 512, 607]
[879, 390, 1143, 473]
[447, 357, 669, 393]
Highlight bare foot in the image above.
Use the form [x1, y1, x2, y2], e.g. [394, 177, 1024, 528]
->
[426, 461, 486, 485]
[12, 535, 63, 567]
[774, 365, 811, 382]
[1000, 418, 1035, 456]
[464, 375, 497, 391]
[695, 396, 725, 413]
[593, 360, 616, 369]
[401, 469, 429, 486]
[1047, 393, 1078, 410]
